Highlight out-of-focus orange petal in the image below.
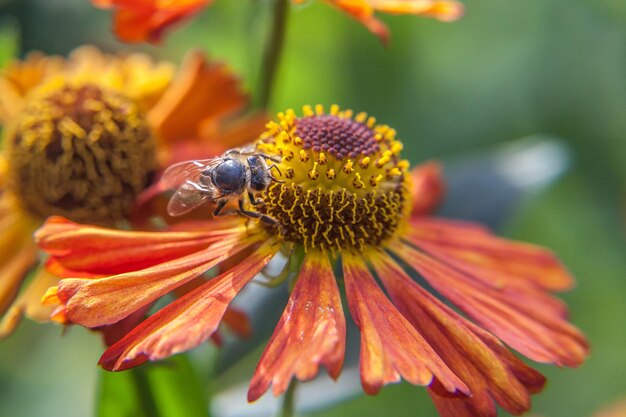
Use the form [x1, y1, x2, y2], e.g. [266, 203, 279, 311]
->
[57, 235, 255, 328]
[368, 0, 464, 21]
[94, 0, 211, 43]
[593, 399, 626, 417]
[0, 210, 39, 316]
[65, 46, 175, 113]
[410, 161, 446, 216]
[148, 51, 247, 147]
[391, 241, 589, 367]
[326, 0, 462, 43]
[407, 217, 575, 291]
[164, 112, 270, 165]
[342, 251, 468, 396]
[99, 242, 278, 371]
[329, 0, 390, 44]
[36, 216, 245, 275]
[248, 251, 346, 401]
[0, 266, 58, 338]
[371, 251, 545, 417]
[0, 52, 64, 121]
[222, 308, 252, 339]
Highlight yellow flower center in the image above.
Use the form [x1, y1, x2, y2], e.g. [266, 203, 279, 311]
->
[257, 105, 411, 252]
[4, 77, 157, 224]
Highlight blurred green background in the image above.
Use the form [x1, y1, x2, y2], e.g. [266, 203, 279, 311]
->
[0, 0, 624, 416]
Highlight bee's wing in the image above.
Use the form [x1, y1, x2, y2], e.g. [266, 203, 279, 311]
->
[160, 158, 220, 189]
[167, 181, 213, 217]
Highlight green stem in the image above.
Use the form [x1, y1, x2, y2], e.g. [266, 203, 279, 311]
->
[130, 367, 160, 417]
[257, 0, 289, 109]
[277, 379, 298, 417]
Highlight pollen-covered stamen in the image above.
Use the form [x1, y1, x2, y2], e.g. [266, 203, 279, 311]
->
[5, 79, 156, 224]
[256, 105, 411, 252]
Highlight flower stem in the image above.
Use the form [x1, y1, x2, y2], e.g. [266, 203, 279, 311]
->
[277, 379, 298, 417]
[257, 0, 289, 109]
[130, 367, 160, 417]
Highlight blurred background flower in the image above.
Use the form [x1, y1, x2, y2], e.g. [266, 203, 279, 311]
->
[0, 0, 624, 417]
[0, 44, 264, 338]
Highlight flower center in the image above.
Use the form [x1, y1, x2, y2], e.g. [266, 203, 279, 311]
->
[257, 105, 411, 252]
[4, 78, 157, 224]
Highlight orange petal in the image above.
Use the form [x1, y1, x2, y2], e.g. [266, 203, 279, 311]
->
[96, 0, 211, 43]
[0, 220, 39, 317]
[327, 0, 462, 43]
[392, 241, 589, 367]
[410, 161, 446, 216]
[407, 217, 575, 291]
[329, 0, 390, 44]
[342, 251, 468, 395]
[593, 399, 626, 417]
[0, 263, 57, 338]
[99, 243, 278, 371]
[0, 52, 64, 121]
[36, 216, 244, 276]
[371, 251, 544, 417]
[57, 236, 256, 328]
[248, 251, 346, 401]
[148, 51, 247, 147]
[368, 0, 464, 21]
[97, 304, 153, 347]
[222, 308, 252, 339]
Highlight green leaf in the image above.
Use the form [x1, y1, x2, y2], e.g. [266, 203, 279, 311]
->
[96, 355, 211, 417]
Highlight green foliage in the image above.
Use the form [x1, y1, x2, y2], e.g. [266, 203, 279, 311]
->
[97, 355, 211, 417]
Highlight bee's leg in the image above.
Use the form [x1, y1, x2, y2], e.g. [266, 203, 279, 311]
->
[248, 191, 264, 206]
[266, 165, 284, 183]
[238, 199, 281, 229]
[267, 164, 282, 176]
[213, 199, 228, 216]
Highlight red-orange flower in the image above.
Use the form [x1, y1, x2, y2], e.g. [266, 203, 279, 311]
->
[37, 106, 588, 417]
[311, 0, 464, 43]
[92, 0, 462, 44]
[92, 0, 211, 43]
[0, 46, 265, 338]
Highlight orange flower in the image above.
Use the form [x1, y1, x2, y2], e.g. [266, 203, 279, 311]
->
[92, 0, 211, 43]
[0, 46, 266, 338]
[310, 0, 464, 43]
[37, 105, 588, 417]
[92, 0, 462, 44]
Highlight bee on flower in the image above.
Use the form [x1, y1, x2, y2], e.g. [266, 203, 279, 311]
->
[37, 105, 588, 417]
[0, 46, 267, 338]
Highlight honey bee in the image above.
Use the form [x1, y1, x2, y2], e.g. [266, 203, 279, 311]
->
[161, 147, 282, 227]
